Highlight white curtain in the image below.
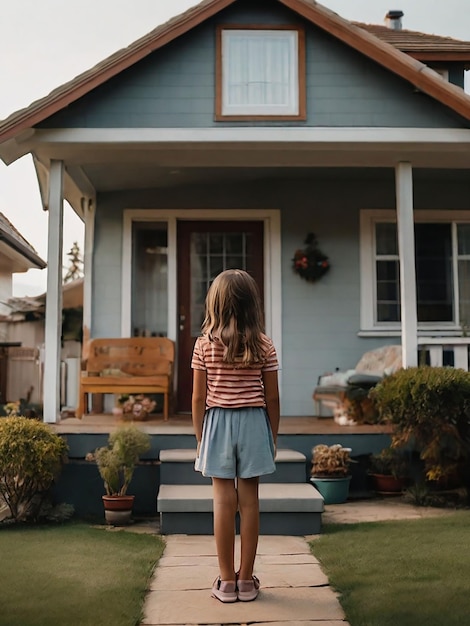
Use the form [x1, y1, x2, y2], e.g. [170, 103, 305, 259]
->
[223, 30, 297, 113]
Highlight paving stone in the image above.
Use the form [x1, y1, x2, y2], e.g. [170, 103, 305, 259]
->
[163, 536, 216, 557]
[162, 534, 311, 557]
[150, 564, 220, 590]
[159, 555, 219, 567]
[258, 553, 319, 565]
[142, 587, 345, 624]
[256, 535, 312, 555]
[151, 562, 328, 591]
[258, 563, 329, 588]
[256, 622, 347, 625]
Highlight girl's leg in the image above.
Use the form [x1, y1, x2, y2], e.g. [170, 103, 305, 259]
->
[212, 477, 237, 581]
[236, 476, 260, 580]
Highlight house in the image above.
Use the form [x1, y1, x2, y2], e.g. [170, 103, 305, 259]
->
[1, 278, 83, 408]
[1, 0, 470, 425]
[0, 212, 46, 405]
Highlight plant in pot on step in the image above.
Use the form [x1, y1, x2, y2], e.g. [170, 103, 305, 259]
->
[310, 444, 353, 504]
[368, 447, 409, 495]
[87, 425, 151, 525]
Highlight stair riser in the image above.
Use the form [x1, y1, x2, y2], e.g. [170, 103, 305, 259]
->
[159, 511, 322, 535]
[160, 462, 308, 485]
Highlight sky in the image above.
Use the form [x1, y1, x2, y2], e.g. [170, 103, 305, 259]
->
[1, 0, 469, 296]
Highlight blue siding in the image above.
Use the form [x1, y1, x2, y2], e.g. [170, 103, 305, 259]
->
[92, 171, 470, 415]
[39, 0, 467, 131]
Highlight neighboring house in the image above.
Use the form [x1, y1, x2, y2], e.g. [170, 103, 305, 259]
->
[0, 212, 46, 404]
[1, 0, 470, 423]
[1, 278, 83, 407]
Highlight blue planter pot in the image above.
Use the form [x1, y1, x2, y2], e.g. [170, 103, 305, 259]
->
[310, 476, 351, 504]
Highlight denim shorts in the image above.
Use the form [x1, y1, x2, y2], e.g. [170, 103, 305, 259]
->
[195, 406, 276, 479]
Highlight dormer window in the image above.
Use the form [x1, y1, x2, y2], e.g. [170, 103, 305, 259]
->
[216, 25, 306, 120]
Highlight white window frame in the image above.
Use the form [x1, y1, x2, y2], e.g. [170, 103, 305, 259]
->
[360, 209, 470, 334]
[219, 27, 301, 118]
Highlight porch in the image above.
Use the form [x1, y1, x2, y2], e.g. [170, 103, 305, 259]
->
[52, 414, 393, 528]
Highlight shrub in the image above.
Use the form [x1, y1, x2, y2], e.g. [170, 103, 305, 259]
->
[369, 447, 409, 478]
[370, 366, 470, 488]
[0, 417, 68, 522]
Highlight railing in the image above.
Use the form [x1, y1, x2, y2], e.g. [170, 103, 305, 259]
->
[417, 337, 470, 371]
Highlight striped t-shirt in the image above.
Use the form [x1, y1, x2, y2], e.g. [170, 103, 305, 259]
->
[191, 334, 279, 409]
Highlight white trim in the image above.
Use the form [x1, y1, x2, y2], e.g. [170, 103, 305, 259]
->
[121, 209, 282, 365]
[360, 207, 470, 334]
[43, 160, 64, 423]
[32, 127, 470, 145]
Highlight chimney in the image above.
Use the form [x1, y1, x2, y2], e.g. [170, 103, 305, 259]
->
[384, 10, 404, 30]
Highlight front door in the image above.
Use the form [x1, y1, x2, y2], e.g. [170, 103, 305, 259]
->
[177, 221, 264, 412]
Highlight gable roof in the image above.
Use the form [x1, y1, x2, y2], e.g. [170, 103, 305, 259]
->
[1, 0, 470, 147]
[0, 213, 46, 269]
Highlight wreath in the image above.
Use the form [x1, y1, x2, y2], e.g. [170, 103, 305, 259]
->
[292, 233, 330, 283]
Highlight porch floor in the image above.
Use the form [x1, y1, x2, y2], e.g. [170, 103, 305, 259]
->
[54, 413, 393, 436]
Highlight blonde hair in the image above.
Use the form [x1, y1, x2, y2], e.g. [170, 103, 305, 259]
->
[201, 269, 266, 365]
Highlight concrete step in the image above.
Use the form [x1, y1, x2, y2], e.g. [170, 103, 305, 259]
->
[159, 448, 308, 485]
[157, 482, 324, 535]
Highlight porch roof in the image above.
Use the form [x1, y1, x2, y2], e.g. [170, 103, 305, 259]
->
[1, 0, 470, 153]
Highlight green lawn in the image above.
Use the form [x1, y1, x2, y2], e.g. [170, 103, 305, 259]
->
[0, 522, 164, 626]
[311, 511, 470, 626]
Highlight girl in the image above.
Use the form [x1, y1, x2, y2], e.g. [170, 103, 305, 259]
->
[191, 269, 280, 603]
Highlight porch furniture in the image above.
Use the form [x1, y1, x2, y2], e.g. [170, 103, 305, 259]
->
[76, 337, 175, 421]
[313, 345, 402, 423]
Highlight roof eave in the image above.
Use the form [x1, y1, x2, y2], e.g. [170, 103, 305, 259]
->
[0, 0, 237, 147]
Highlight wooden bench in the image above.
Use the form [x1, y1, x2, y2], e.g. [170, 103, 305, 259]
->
[76, 337, 175, 421]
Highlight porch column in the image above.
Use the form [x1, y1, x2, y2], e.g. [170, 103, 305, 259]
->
[43, 160, 64, 423]
[82, 197, 95, 355]
[395, 162, 418, 368]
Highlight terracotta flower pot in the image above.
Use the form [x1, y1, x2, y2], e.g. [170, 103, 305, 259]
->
[102, 495, 135, 525]
[370, 473, 407, 494]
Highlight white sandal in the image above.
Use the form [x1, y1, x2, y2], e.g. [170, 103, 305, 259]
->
[211, 577, 237, 603]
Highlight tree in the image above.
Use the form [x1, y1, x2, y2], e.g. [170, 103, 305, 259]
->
[63, 241, 83, 283]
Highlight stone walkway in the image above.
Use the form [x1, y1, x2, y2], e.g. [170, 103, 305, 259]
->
[139, 498, 456, 625]
[142, 534, 346, 625]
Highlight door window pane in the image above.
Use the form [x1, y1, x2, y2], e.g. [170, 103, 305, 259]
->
[190, 231, 252, 335]
[132, 223, 168, 337]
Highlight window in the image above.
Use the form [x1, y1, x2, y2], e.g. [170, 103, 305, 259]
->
[131, 222, 168, 337]
[216, 26, 306, 120]
[360, 210, 470, 331]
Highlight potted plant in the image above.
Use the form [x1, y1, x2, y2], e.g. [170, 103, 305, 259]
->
[116, 394, 157, 421]
[310, 444, 353, 504]
[368, 447, 409, 494]
[87, 425, 151, 525]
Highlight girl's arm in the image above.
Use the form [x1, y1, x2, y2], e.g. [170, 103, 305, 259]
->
[262, 369, 280, 445]
[192, 368, 207, 452]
